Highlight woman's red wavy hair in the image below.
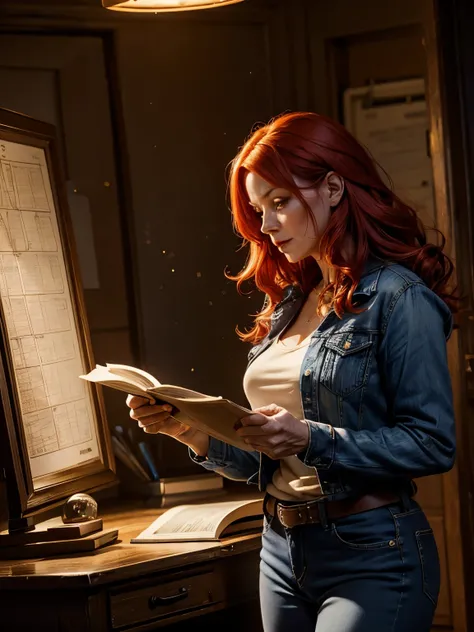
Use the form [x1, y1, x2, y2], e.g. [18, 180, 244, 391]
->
[226, 111, 457, 345]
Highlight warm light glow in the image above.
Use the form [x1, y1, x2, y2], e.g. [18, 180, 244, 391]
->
[102, 0, 244, 11]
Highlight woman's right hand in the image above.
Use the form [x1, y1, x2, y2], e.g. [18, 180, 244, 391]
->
[125, 395, 210, 457]
[126, 395, 190, 439]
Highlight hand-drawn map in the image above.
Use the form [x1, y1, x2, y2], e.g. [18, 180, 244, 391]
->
[0, 140, 100, 486]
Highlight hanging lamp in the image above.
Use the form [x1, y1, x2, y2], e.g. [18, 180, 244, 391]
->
[102, 0, 244, 12]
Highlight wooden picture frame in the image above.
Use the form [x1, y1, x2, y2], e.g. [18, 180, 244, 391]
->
[0, 108, 115, 532]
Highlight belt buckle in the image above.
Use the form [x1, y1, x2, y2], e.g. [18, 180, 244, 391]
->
[277, 504, 298, 529]
[276, 504, 289, 528]
[277, 502, 312, 528]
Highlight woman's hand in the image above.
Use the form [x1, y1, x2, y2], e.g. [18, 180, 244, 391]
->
[125, 395, 209, 456]
[126, 395, 189, 438]
[235, 403, 310, 459]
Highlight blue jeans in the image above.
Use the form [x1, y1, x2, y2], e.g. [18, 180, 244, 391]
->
[259, 497, 440, 632]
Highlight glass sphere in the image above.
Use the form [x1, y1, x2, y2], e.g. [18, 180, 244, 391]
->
[62, 493, 98, 524]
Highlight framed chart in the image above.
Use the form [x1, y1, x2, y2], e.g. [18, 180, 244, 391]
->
[0, 108, 115, 532]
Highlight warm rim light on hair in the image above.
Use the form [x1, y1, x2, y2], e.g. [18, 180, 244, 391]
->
[102, 0, 244, 12]
[226, 111, 458, 345]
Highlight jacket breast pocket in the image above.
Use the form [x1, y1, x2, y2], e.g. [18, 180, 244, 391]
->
[320, 332, 373, 396]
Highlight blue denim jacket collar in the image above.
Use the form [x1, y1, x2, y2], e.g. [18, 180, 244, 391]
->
[269, 258, 387, 340]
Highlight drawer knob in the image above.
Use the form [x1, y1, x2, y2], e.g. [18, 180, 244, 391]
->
[149, 587, 189, 609]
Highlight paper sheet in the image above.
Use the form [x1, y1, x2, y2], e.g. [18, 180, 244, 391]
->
[0, 139, 100, 484]
[344, 79, 436, 231]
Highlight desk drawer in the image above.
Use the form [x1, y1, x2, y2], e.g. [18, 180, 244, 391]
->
[110, 566, 224, 629]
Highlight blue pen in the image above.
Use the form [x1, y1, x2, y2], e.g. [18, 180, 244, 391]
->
[117, 425, 155, 481]
[138, 442, 160, 481]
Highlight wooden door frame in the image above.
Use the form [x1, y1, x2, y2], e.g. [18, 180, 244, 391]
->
[322, 3, 471, 628]
[324, 12, 468, 628]
[423, 0, 474, 629]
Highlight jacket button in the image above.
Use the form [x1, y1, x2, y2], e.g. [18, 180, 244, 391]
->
[304, 369, 311, 376]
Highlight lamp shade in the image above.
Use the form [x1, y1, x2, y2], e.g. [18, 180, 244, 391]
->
[102, 0, 244, 11]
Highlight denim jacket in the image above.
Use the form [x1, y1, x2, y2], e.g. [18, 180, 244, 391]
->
[191, 260, 456, 501]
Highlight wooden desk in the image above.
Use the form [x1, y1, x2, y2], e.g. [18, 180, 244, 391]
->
[0, 500, 263, 632]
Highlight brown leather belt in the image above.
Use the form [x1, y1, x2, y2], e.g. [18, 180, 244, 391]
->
[265, 492, 400, 529]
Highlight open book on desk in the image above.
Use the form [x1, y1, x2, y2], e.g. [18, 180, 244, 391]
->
[80, 363, 252, 451]
[131, 497, 264, 543]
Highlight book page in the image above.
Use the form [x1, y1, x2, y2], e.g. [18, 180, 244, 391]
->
[0, 141, 101, 486]
[133, 499, 262, 541]
[152, 384, 221, 401]
[81, 364, 151, 395]
[107, 363, 161, 390]
[80, 368, 253, 449]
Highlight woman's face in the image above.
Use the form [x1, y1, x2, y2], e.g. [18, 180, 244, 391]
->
[245, 171, 341, 263]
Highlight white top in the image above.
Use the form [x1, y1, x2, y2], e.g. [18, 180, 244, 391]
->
[243, 330, 323, 501]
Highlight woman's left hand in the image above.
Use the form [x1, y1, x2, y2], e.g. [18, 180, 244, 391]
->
[236, 404, 310, 459]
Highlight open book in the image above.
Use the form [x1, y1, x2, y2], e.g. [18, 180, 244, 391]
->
[80, 364, 252, 451]
[130, 497, 264, 543]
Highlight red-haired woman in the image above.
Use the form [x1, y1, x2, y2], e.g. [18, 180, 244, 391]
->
[127, 112, 456, 632]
